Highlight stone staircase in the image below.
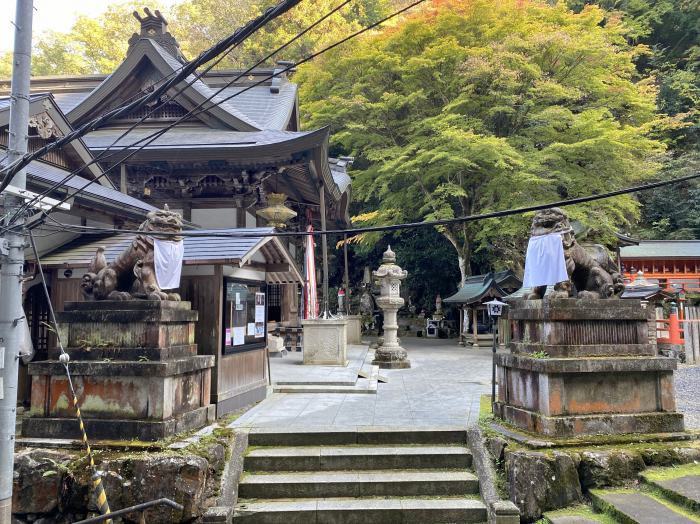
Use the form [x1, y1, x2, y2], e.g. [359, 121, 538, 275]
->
[545, 464, 700, 524]
[234, 428, 488, 523]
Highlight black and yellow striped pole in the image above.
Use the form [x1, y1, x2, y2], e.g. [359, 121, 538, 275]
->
[60, 367, 112, 521]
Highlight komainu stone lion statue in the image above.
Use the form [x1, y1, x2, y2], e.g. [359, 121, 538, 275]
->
[526, 207, 625, 300]
[81, 205, 183, 301]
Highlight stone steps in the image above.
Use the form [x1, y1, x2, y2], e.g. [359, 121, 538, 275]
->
[244, 444, 472, 471]
[590, 489, 700, 523]
[234, 497, 487, 523]
[272, 365, 379, 394]
[247, 426, 467, 446]
[238, 469, 479, 498]
[640, 471, 700, 514]
[234, 428, 485, 523]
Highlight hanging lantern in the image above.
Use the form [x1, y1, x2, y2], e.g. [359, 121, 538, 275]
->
[256, 192, 297, 228]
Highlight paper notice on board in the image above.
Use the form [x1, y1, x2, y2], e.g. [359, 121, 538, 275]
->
[255, 322, 265, 338]
[247, 323, 255, 336]
[225, 328, 231, 346]
[233, 326, 245, 346]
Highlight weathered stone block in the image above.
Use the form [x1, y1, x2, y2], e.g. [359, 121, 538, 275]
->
[579, 450, 645, 488]
[302, 319, 348, 366]
[24, 301, 214, 441]
[506, 450, 582, 521]
[345, 315, 363, 345]
[496, 299, 685, 437]
[12, 449, 75, 514]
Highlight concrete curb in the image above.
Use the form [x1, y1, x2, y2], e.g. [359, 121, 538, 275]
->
[202, 428, 249, 524]
[467, 427, 520, 524]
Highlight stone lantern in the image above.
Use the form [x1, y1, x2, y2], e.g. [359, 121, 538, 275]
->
[371, 246, 410, 369]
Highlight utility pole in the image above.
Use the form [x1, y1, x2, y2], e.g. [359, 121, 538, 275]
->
[0, 1, 33, 522]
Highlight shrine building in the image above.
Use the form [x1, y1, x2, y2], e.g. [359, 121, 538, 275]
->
[0, 9, 351, 416]
[620, 240, 700, 295]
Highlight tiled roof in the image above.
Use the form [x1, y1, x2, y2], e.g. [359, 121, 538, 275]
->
[27, 161, 155, 214]
[37, 227, 275, 266]
[216, 83, 297, 130]
[329, 158, 352, 194]
[82, 127, 316, 150]
[149, 41, 262, 130]
[620, 241, 700, 259]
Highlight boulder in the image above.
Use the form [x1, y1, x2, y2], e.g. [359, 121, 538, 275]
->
[578, 450, 645, 488]
[486, 436, 508, 463]
[12, 449, 75, 514]
[103, 454, 208, 523]
[506, 450, 582, 521]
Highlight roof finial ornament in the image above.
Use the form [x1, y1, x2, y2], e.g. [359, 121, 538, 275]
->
[127, 7, 186, 63]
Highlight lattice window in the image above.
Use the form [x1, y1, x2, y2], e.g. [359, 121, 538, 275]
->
[268, 284, 282, 307]
[118, 101, 189, 121]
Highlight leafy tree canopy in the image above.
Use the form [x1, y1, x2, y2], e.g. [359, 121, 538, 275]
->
[0, 0, 395, 76]
[300, 0, 664, 283]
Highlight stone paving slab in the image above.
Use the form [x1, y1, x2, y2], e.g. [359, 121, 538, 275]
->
[656, 476, 700, 507]
[545, 516, 605, 524]
[271, 344, 369, 386]
[232, 339, 492, 429]
[234, 497, 488, 523]
[592, 490, 700, 524]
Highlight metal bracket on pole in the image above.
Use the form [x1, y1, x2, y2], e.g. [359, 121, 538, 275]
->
[0, 239, 8, 256]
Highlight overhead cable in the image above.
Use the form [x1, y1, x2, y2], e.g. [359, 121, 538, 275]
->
[12, 0, 355, 221]
[0, 0, 304, 192]
[27, 169, 700, 238]
[20, 0, 428, 222]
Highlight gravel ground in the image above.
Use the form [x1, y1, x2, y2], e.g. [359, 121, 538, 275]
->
[675, 364, 700, 430]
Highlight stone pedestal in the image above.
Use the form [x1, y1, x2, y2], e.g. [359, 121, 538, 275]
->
[23, 301, 215, 441]
[345, 315, 362, 345]
[494, 299, 684, 437]
[302, 318, 348, 366]
[372, 297, 411, 369]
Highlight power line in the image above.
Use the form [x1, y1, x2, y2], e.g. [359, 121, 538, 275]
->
[0, 0, 304, 192]
[20, 0, 428, 222]
[28, 169, 700, 239]
[12, 0, 355, 222]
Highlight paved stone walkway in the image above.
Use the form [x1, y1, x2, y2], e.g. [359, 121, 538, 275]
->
[675, 364, 700, 430]
[231, 338, 700, 431]
[231, 338, 492, 429]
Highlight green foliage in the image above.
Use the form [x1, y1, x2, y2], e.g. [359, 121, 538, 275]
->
[300, 0, 663, 282]
[0, 0, 395, 76]
[569, 1, 699, 238]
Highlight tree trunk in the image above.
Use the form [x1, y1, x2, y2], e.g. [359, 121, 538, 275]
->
[441, 228, 471, 287]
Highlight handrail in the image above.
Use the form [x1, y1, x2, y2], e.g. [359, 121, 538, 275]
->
[72, 498, 184, 524]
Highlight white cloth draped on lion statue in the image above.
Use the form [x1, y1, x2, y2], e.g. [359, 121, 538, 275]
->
[525, 208, 625, 300]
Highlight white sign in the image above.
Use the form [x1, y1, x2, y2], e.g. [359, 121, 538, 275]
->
[0, 347, 4, 369]
[233, 326, 245, 346]
[5, 185, 71, 211]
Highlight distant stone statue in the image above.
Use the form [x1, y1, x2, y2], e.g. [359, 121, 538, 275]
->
[81, 205, 183, 301]
[526, 207, 624, 300]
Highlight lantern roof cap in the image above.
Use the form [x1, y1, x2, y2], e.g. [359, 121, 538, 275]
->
[382, 245, 396, 264]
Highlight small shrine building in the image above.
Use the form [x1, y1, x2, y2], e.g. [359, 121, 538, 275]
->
[0, 9, 351, 416]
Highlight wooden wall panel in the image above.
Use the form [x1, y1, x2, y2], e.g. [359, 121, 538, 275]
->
[215, 348, 267, 403]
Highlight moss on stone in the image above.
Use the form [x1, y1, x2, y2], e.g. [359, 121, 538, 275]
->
[540, 503, 619, 524]
[643, 462, 700, 482]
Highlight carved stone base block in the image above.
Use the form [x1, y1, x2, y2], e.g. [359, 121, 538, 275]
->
[495, 298, 684, 438]
[302, 319, 348, 366]
[345, 315, 363, 345]
[372, 345, 411, 369]
[23, 301, 215, 441]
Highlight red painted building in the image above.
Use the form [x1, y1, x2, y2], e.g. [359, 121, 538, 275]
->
[620, 240, 700, 294]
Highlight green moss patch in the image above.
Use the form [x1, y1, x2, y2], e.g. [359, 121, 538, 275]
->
[642, 463, 700, 482]
[540, 503, 618, 524]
